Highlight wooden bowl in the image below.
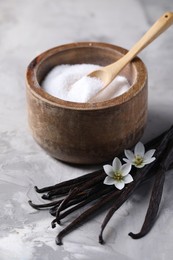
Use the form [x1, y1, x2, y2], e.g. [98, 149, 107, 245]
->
[26, 42, 147, 165]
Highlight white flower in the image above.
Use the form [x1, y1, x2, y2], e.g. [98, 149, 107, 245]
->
[103, 157, 133, 190]
[123, 142, 156, 168]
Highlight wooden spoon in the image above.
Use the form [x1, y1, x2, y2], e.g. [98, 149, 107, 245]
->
[88, 12, 173, 103]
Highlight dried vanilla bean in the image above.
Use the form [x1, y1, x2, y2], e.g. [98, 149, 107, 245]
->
[56, 189, 120, 245]
[31, 187, 103, 214]
[52, 180, 107, 227]
[35, 169, 103, 193]
[55, 185, 114, 224]
[28, 125, 173, 246]
[28, 199, 63, 210]
[129, 168, 165, 239]
[56, 160, 162, 245]
[51, 188, 77, 228]
[49, 192, 93, 216]
[54, 172, 105, 221]
[41, 185, 82, 200]
[129, 140, 173, 239]
[49, 191, 91, 216]
[98, 126, 173, 244]
[41, 170, 105, 200]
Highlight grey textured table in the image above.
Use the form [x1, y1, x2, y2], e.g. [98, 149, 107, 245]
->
[0, 1, 173, 259]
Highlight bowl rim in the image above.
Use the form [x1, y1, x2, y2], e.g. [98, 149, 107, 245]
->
[26, 41, 147, 111]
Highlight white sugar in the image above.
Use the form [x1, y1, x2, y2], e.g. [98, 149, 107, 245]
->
[42, 64, 130, 102]
[67, 76, 103, 102]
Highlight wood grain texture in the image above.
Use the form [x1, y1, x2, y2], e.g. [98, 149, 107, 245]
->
[26, 42, 148, 164]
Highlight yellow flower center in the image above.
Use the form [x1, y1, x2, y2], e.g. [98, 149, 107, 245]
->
[113, 172, 123, 181]
[134, 155, 143, 166]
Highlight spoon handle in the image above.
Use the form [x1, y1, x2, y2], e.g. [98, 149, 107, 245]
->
[105, 12, 173, 78]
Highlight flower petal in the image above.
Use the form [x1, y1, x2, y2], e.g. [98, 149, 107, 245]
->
[103, 176, 115, 185]
[123, 158, 130, 163]
[124, 149, 134, 161]
[112, 157, 122, 171]
[134, 142, 145, 157]
[114, 180, 125, 190]
[143, 149, 156, 160]
[144, 157, 156, 164]
[103, 165, 114, 177]
[124, 174, 133, 184]
[134, 163, 145, 168]
[121, 163, 132, 176]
